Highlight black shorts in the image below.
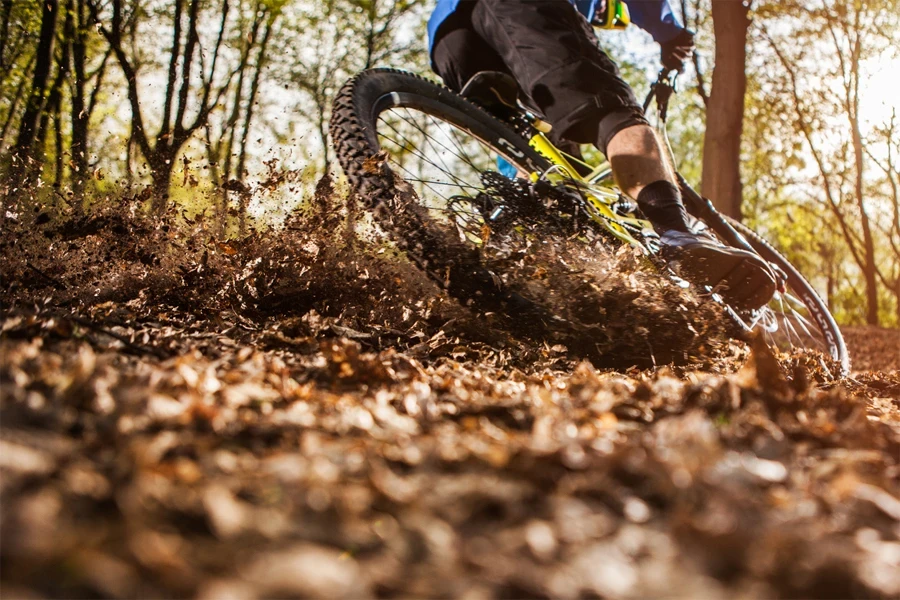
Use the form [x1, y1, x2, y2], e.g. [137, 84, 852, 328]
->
[431, 0, 646, 146]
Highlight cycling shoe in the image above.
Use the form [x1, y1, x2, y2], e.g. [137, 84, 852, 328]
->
[659, 230, 778, 310]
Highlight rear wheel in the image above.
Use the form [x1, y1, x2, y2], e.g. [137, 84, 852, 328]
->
[330, 68, 553, 311]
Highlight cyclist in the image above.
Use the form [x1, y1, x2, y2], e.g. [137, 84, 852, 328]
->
[427, 0, 776, 309]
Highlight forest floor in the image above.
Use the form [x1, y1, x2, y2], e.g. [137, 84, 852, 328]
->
[2, 184, 899, 599]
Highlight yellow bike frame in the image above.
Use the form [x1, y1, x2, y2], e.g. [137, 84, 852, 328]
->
[527, 132, 653, 249]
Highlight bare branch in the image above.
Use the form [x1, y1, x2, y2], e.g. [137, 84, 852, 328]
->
[86, 0, 152, 160]
[762, 29, 867, 273]
[173, 0, 201, 142]
[160, 0, 184, 141]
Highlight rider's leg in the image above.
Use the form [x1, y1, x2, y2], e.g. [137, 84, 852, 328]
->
[603, 122, 690, 234]
[431, 4, 586, 160]
[469, 0, 638, 146]
[435, 0, 776, 308]
[431, 3, 509, 92]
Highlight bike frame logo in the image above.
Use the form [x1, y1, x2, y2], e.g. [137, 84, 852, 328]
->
[497, 137, 525, 159]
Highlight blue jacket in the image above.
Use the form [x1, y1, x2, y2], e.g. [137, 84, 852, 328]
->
[427, 0, 686, 52]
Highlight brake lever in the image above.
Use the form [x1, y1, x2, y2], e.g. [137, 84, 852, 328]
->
[642, 68, 679, 122]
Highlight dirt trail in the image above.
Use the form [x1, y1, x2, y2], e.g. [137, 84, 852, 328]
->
[2, 189, 899, 598]
[841, 327, 900, 373]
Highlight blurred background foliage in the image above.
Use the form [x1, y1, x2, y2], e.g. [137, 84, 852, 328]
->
[1, 0, 898, 326]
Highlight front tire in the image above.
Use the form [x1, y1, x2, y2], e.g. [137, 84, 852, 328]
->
[726, 218, 849, 374]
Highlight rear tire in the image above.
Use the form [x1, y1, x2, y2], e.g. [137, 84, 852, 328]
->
[330, 68, 551, 312]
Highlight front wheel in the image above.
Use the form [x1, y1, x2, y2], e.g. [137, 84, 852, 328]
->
[723, 217, 849, 374]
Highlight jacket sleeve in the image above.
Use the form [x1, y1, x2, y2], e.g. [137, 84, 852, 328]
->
[627, 0, 688, 44]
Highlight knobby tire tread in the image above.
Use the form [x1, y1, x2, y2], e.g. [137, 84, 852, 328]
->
[330, 68, 550, 317]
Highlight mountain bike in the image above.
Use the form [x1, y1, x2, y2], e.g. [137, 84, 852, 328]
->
[330, 67, 849, 375]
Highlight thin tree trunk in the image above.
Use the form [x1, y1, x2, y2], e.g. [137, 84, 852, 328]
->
[37, 1, 73, 173]
[150, 152, 175, 213]
[700, 0, 749, 220]
[70, 0, 89, 204]
[895, 279, 900, 325]
[681, 0, 709, 107]
[850, 82, 878, 325]
[235, 16, 272, 183]
[9, 0, 59, 191]
[0, 53, 35, 150]
[125, 130, 135, 187]
[224, 6, 264, 183]
[234, 17, 271, 236]
[846, 7, 879, 325]
[0, 0, 13, 70]
[316, 102, 330, 170]
[54, 99, 64, 187]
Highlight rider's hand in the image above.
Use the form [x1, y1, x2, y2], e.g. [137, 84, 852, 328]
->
[660, 29, 695, 73]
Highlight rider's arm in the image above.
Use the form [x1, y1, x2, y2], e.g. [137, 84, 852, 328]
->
[627, 0, 688, 43]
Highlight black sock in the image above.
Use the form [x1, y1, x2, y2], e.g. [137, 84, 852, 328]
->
[636, 180, 690, 233]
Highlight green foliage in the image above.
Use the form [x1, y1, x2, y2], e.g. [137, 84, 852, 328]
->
[0, 0, 43, 155]
[742, 0, 900, 325]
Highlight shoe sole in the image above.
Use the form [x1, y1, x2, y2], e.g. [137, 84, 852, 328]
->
[673, 245, 777, 310]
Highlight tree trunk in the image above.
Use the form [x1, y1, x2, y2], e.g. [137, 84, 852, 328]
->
[846, 7, 879, 325]
[0, 54, 35, 150]
[851, 97, 879, 325]
[700, 0, 750, 220]
[895, 279, 900, 326]
[9, 0, 58, 191]
[36, 1, 73, 175]
[53, 99, 64, 187]
[150, 151, 175, 213]
[0, 0, 13, 69]
[70, 0, 89, 205]
[235, 15, 272, 183]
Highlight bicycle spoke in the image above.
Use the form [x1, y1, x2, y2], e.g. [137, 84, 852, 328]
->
[384, 148, 476, 208]
[373, 104, 517, 244]
[384, 154, 463, 206]
[441, 115, 488, 173]
[781, 314, 804, 350]
[399, 109, 477, 188]
[776, 296, 798, 348]
[399, 108, 486, 175]
[786, 304, 817, 342]
[393, 109, 483, 179]
[387, 148, 486, 233]
[402, 177, 483, 191]
[379, 119, 472, 191]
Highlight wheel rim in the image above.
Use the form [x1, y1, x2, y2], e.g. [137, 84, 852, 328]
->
[688, 218, 841, 367]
